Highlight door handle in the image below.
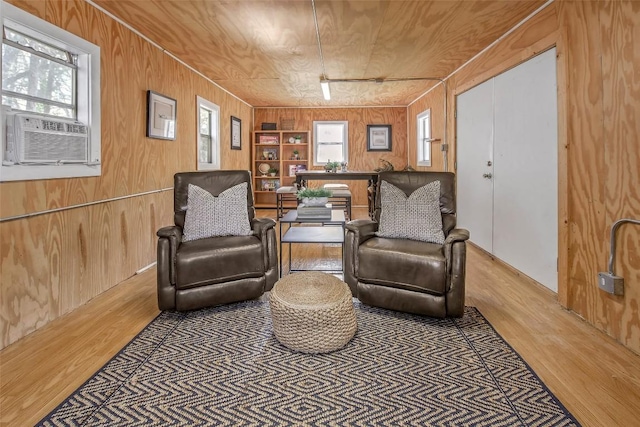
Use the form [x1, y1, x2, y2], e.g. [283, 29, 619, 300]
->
[482, 173, 493, 179]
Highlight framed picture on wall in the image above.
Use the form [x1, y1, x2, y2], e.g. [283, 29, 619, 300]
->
[231, 116, 241, 150]
[146, 90, 176, 140]
[366, 124, 392, 151]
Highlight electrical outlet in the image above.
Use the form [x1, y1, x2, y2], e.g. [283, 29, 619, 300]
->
[597, 272, 624, 296]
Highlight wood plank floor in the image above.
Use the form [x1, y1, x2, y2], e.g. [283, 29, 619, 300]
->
[1, 207, 639, 426]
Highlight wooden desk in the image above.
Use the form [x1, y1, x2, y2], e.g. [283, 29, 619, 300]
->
[295, 170, 379, 217]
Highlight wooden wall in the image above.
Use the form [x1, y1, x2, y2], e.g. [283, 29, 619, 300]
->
[253, 108, 407, 207]
[408, 1, 640, 354]
[0, 0, 253, 349]
[558, 0, 640, 353]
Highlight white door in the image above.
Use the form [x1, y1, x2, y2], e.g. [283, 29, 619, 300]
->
[456, 79, 495, 252]
[492, 48, 558, 291]
[455, 48, 558, 292]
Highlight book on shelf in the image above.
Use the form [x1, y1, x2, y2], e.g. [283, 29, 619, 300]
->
[258, 135, 279, 144]
[297, 203, 332, 219]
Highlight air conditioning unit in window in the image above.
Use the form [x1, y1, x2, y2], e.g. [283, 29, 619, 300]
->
[5, 112, 89, 164]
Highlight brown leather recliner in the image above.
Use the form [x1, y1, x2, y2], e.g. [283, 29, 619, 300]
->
[344, 171, 469, 318]
[156, 170, 278, 311]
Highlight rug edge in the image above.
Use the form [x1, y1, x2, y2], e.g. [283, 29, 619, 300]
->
[467, 307, 582, 427]
[35, 310, 182, 426]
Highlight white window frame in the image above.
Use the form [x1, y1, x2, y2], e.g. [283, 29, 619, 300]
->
[417, 109, 432, 167]
[196, 96, 220, 171]
[313, 120, 348, 166]
[1, 2, 101, 182]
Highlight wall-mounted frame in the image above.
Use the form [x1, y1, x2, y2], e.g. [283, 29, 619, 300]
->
[367, 124, 392, 151]
[231, 116, 241, 150]
[146, 90, 176, 140]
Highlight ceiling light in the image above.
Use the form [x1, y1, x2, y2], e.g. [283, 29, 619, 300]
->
[312, 0, 330, 101]
[320, 79, 331, 100]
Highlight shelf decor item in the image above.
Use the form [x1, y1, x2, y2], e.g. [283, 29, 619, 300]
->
[367, 124, 392, 151]
[146, 90, 176, 140]
[258, 163, 270, 176]
[259, 135, 279, 144]
[280, 118, 295, 130]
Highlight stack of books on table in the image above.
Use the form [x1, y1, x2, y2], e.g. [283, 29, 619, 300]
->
[297, 203, 332, 219]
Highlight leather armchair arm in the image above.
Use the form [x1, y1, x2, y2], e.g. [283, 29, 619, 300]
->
[344, 219, 379, 293]
[444, 228, 469, 269]
[156, 225, 182, 310]
[252, 217, 276, 241]
[444, 228, 470, 246]
[252, 218, 278, 289]
[444, 228, 469, 317]
[157, 225, 183, 241]
[345, 219, 378, 245]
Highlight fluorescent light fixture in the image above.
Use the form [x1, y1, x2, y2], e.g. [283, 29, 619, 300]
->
[320, 79, 331, 100]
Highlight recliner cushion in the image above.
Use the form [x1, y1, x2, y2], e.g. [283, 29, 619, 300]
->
[358, 237, 447, 295]
[375, 180, 445, 244]
[183, 183, 252, 241]
[176, 235, 264, 290]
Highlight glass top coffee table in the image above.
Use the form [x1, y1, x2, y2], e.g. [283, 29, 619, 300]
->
[279, 209, 346, 277]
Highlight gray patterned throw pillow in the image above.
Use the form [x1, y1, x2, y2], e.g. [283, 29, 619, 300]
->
[182, 182, 252, 241]
[375, 180, 445, 244]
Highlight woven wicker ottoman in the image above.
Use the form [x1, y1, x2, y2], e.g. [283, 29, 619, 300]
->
[269, 271, 357, 353]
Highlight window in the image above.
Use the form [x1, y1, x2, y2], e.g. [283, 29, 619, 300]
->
[313, 121, 348, 166]
[417, 109, 431, 167]
[1, 3, 101, 182]
[2, 27, 77, 118]
[196, 96, 220, 170]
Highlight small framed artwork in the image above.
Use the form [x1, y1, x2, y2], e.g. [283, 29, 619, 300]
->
[231, 116, 241, 150]
[146, 90, 176, 140]
[367, 124, 392, 151]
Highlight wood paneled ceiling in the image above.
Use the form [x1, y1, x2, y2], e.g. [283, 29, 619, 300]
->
[92, 0, 546, 107]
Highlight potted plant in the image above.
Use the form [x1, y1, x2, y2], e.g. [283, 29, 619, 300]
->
[292, 150, 300, 160]
[324, 161, 340, 173]
[297, 187, 332, 206]
[268, 167, 279, 177]
[294, 135, 302, 144]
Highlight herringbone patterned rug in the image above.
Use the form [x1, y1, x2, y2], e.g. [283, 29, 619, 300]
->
[39, 301, 580, 426]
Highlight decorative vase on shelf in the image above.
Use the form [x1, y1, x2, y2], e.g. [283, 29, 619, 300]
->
[302, 197, 328, 206]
